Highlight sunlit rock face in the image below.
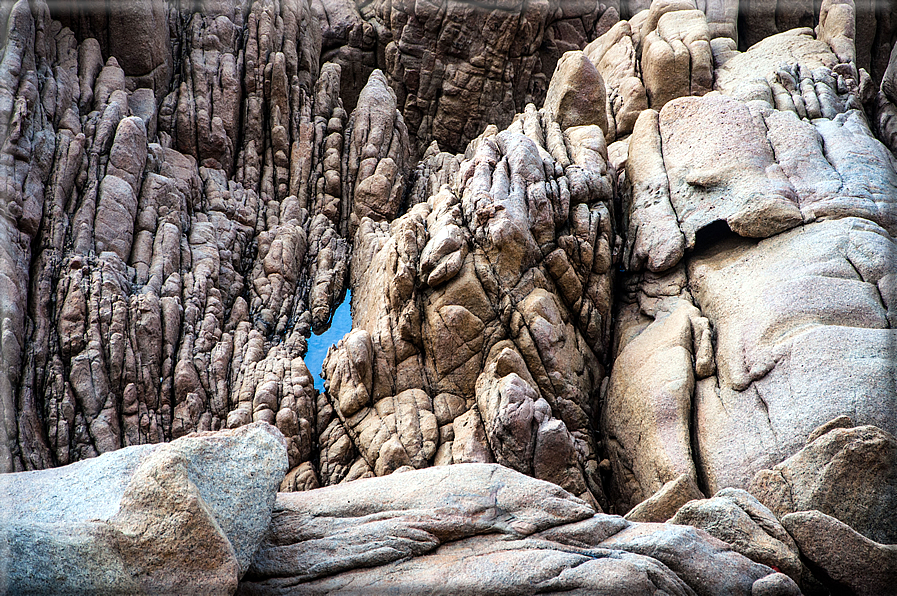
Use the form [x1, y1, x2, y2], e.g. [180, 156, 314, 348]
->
[2, 0, 897, 594]
[602, 2, 897, 512]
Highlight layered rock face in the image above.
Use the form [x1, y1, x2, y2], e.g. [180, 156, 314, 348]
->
[1, 0, 897, 593]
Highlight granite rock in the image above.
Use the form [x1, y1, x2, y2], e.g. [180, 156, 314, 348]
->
[782, 509, 897, 596]
[239, 463, 798, 596]
[0, 422, 288, 594]
[749, 422, 897, 545]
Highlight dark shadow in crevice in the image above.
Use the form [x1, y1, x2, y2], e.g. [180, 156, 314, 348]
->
[693, 219, 737, 252]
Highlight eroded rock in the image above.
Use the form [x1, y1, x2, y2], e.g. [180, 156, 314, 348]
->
[782, 509, 897, 596]
[0, 422, 288, 594]
[240, 463, 797, 596]
[749, 422, 897, 545]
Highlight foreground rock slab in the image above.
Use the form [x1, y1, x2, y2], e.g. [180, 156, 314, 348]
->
[239, 463, 798, 596]
[782, 510, 897, 596]
[0, 422, 288, 595]
[670, 488, 804, 584]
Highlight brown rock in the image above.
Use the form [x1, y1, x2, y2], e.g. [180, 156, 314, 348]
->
[603, 296, 710, 511]
[241, 463, 795, 596]
[543, 50, 608, 133]
[343, 70, 411, 231]
[322, 94, 616, 507]
[782, 510, 897, 596]
[670, 488, 804, 584]
[659, 95, 802, 246]
[642, 9, 713, 109]
[364, 0, 620, 155]
[605, 9, 897, 518]
[749, 423, 897, 545]
[0, 8, 895, 596]
[625, 473, 704, 523]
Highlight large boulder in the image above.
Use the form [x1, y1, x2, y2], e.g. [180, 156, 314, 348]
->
[782, 510, 897, 596]
[670, 488, 804, 584]
[239, 463, 798, 596]
[543, 50, 608, 133]
[0, 422, 288, 595]
[749, 422, 897, 545]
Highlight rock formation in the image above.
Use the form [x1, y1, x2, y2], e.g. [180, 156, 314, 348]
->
[602, 3, 897, 513]
[239, 462, 800, 596]
[0, 0, 896, 593]
[0, 422, 287, 594]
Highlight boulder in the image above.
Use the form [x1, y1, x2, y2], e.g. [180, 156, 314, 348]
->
[749, 422, 897, 545]
[543, 50, 608, 133]
[240, 463, 798, 596]
[0, 423, 288, 594]
[625, 473, 704, 523]
[670, 488, 803, 583]
[782, 510, 897, 596]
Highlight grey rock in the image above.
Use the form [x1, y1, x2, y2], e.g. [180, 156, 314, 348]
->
[240, 463, 794, 596]
[782, 509, 897, 596]
[0, 422, 288, 594]
[670, 488, 804, 583]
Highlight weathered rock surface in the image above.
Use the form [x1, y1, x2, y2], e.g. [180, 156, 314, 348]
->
[871, 30, 897, 156]
[749, 422, 897, 545]
[350, 0, 623, 155]
[322, 97, 618, 508]
[670, 488, 804, 584]
[603, 2, 897, 512]
[782, 509, 897, 596]
[0, 0, 329, 486]
[624, 473, 704, 523]
[239, 463, 798, 596]
[1, 0, 896, 593]
[0, 422, 288, 594]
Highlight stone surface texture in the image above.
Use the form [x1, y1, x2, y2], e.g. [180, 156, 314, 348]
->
[603, 1, 897, 513]
[781, 509, 897, 596]
[0, 0, 896, 594]
[624, 473, 704, 523]
[238, 463, 798, 596]
[749, 422, 897, 545]
[0, 422, 288, 594]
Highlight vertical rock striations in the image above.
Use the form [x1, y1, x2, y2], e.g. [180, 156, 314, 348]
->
[0, 0, 895, 575]
[0, 0, 358, 483]
[1, 0, 897, 593]
[322, 77, 619, 506]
